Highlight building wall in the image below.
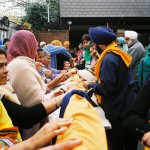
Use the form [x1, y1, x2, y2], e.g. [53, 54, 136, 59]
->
[34, 30, 69, 45]
[0, 22, 17, 40]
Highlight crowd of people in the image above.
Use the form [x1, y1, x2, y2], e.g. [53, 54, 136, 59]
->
[0, 26, 150, 150]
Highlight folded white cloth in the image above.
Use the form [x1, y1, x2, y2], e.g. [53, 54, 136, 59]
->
[77, 69, 97, 83]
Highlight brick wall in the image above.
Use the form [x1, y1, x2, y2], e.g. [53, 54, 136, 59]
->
[34, 30, 69, 45]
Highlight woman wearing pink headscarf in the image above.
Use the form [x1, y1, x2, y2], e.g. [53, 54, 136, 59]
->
[7, 30, 65, 140]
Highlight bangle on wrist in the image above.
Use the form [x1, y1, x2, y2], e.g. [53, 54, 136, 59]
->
[51, 98, 59, 109]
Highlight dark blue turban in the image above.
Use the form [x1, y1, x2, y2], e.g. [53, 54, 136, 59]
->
[89, 26, 116, 45]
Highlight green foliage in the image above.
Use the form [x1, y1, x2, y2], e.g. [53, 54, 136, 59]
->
[22, 1, 59, 31]
[50, 0, 59, 22]
[22, 2, 47, 31]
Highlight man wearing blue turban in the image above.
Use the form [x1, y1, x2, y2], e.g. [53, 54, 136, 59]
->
[83, 26, 137, 150]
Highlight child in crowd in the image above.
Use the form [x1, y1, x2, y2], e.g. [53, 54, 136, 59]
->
[82, 34, 92, 69]
[89, 43, 99, 72]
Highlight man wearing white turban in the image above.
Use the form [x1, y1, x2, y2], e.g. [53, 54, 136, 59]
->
[125, 30, 145, 91]
[40, 41, 46, 48]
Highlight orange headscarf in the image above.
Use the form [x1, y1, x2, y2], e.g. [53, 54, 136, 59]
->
[51, 40, 62, 46]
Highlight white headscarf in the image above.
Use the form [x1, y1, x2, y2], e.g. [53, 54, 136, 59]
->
[125, 30, 138, 39]
[40, 41, 46, 46]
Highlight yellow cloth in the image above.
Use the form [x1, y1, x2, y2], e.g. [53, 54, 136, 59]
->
[51, 40, 62, 46]
[56, 94, 108, 150]
[68, 74, 85, 91]
[0, 101, 22, 142]
[94, 42, 132, 103]
[144, 146, 150, 150]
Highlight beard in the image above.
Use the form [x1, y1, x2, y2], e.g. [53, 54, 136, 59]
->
[96, 44, 103, 54]
[126, 39, 132, 46]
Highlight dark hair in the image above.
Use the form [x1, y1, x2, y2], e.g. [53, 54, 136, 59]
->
[95, 44, 103, 55]
[0, 48, 6, 57]
[82, 34, 90, 42]
[37, 48, 44, 55]
[3, 38, 10, 45]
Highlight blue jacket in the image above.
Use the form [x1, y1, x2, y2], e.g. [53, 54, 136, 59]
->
[88, 52, 136, 120]
[43, 44, 72, 69]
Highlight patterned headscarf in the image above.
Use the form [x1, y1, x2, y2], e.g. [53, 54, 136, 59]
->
[7, 30, 38, 61]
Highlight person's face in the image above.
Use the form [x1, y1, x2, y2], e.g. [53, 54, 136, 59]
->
[90, 46, 94, 53]
[36, 51, 44, 63]
[43, 55, 51, 67]
[90, 45, 98, 57]
[125, 37, 133, 45]
[5, 41, 10, 47]
[79, 44, 83, 49]
[0, 54, 8, 85]
[83, 40, 90, 48]
[64, 45, 69, 50]
[41, 44, 46, 48]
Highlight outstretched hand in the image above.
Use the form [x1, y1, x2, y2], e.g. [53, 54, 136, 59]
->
[141, 131, 150, 147]
[39, 139, 82, 150]
[51, 90, 65, 99]
[9, 118, 81, 150]
[53, 73, 66, 85]
[35, 62, 42, 71]
[47, 73, 66, 90]
[83, 81, 89, 91]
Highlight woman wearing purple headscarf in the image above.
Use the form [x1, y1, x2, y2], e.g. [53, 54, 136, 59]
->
[7, 30, 65, 140]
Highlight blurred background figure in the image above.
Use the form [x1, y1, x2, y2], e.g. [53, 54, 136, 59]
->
[43, 43, 73, 70]
[40, 41, 46, 48]
[0, 38, 10, 51]
[82, 34, 92, 69]
[89, 43, 99, 72]
[0, 40, 3, 45]
[117, 37, 128, 52]
[138, 34, 150, 88]
[63, 41, 70, 51]
[125, 30, 145, 92]
[76, 43, 83, 65]
[51, 40, 62, 46]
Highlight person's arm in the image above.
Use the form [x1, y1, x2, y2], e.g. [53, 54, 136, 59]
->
[38, 140, 82, 150]
[124, 81, 150, 135]
[87, 57, 118, 97]
[2, 92, 65, 129]
[59, 47, 72, 58]
[47, 73, 66, 90]
[8, 119, 82, 150]
[1, 96, 47, 129]
[50, 67, 61, 74]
